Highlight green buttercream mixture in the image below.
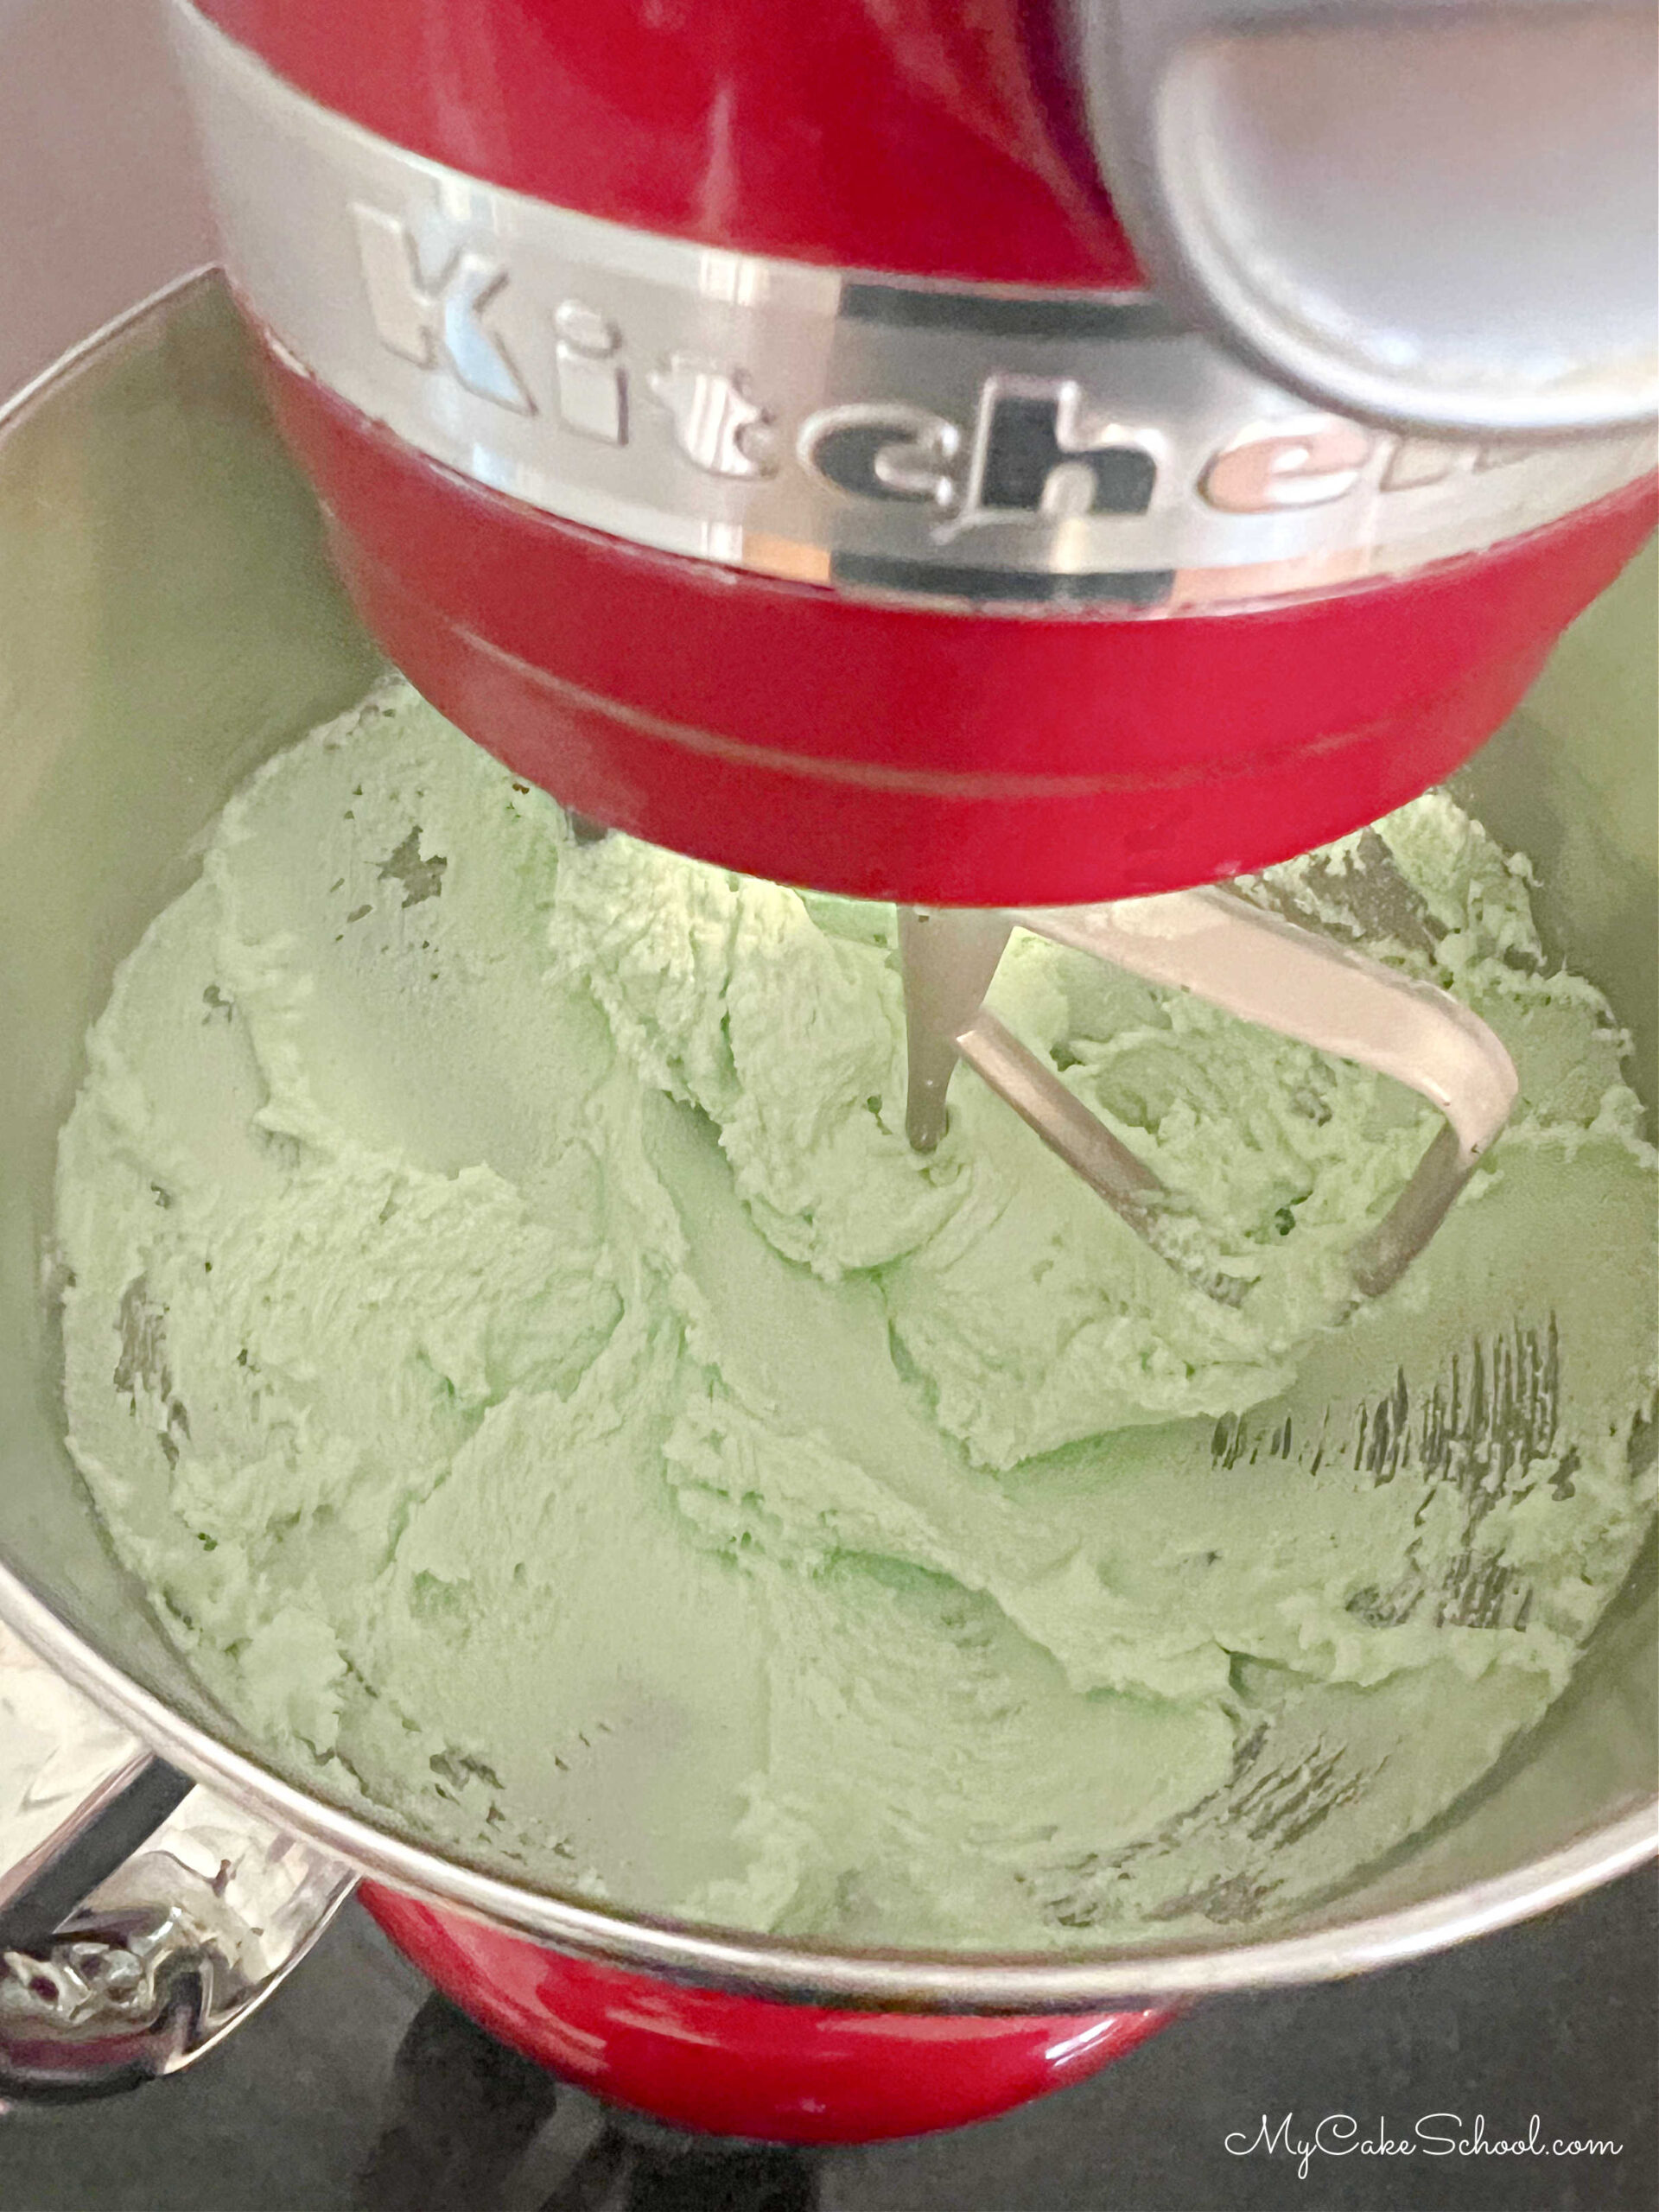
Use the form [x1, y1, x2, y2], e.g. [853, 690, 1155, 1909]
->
[54, 682, 1657, 1945]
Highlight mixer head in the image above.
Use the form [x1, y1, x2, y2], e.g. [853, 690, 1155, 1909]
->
[160, 0, 1653, 1281]
[164, 0, 1657, 909]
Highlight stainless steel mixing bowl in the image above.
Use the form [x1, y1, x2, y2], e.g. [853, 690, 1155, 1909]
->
[0, 276, 1654, 2089]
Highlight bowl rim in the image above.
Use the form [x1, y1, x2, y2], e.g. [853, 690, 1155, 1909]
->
[3, 1550, 1655, 2012]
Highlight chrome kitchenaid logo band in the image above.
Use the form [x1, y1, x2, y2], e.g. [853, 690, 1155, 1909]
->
[171, 0, 1649, 609]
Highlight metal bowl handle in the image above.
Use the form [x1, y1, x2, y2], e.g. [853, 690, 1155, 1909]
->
[0, 1622, 354, 2100]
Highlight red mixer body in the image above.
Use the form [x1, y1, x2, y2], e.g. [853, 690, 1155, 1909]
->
[360, 1886, 1171, 2144]
[190, 0, 1135, 282]
[169, 0, 1653, 2138]
[178, 0, 1655, 904]
[242, 381, 1657, 904]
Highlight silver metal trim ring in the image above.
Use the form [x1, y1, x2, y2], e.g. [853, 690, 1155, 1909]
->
[169, 1, 1650, 612]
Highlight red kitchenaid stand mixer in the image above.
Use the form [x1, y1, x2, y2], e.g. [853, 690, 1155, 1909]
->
[5, 0, 1648, 2145]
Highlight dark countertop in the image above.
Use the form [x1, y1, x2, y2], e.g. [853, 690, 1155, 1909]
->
[3, 1865, 1653, 2211]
